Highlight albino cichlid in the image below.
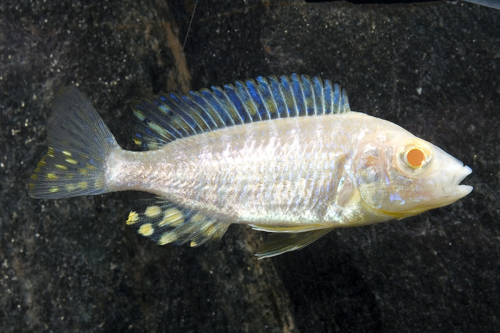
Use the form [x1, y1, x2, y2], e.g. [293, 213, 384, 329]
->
[29, 74, 472, 258]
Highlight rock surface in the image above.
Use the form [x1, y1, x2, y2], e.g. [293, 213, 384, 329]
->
[1, 0, 499, 331]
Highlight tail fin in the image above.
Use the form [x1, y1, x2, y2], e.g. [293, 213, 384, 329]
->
[29, 87, 119, 199]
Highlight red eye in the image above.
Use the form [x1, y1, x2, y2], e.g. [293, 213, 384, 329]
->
[406, 148, 425, 167]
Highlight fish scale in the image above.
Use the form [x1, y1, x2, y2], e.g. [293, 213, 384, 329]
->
[107, 115, 378, 226]
[29, 74, 472, 258]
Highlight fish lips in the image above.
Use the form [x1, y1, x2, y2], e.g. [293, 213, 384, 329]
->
[433, 164, 473, 207]
[453, 164, 473, 198]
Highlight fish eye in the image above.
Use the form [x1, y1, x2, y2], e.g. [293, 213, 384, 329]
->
[398, 140, 432, 173]
[406, 148, 425, 168]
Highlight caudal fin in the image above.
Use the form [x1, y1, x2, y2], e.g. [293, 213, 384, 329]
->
[29, 87, 119, 199]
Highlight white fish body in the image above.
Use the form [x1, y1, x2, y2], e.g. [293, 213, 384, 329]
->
[29, 75, 472, 258]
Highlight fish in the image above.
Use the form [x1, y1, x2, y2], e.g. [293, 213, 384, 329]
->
[29, 74, 473, 258]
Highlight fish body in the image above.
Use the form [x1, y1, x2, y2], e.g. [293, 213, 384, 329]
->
[29, 74, 472, 258]
[108, 114, 372, 228]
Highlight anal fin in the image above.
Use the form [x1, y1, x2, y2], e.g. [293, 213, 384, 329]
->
[126, 200, 229, 248]
[255, 228, 334, 259]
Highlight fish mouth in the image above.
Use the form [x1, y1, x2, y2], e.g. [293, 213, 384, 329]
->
[365, 164, 473, 220]
[453, 165, 473, 198]
[396, 165, 473, 217]
[416, 164, 473, 211]
[433, 164, 473, 208]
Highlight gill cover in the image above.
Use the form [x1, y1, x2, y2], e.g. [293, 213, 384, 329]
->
[356, 139, 434, 215]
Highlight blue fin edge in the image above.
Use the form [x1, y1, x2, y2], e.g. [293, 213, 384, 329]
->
[131, 74, 350, 149]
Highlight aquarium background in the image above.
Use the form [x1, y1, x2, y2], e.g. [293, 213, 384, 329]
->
[1, 0, 499, 331]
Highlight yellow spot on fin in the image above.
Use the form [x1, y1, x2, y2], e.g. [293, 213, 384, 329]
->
[126, 211, 139, 225]
[29, 145, 109, 199]
[139, 223, 154, 237]
[190, 221, 217, 247]
[158, 232, 178, 245]
[133, 110, 146, 121]
[78, 168, 89, 175]
[145, 205, 162, 218]
[47, 147, 55, 158]
[28, 87, 119, 199]
[148, 122, 167, 137]
[158, 207, 184, 227]
[65, 184, 77, 191]
[125, 202, 229, 248]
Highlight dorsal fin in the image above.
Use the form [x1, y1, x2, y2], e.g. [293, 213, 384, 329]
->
[131, 74, 350, 150]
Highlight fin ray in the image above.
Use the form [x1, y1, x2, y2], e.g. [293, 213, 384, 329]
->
[131, 74, 350, 149]
[256, 228, 334, 259]
[127, 200, 230, 248]
[250, 223, 332, 233]
[29, 87, 118, 199]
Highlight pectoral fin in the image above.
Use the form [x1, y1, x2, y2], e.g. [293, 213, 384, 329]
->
[255, 228, 334, 259]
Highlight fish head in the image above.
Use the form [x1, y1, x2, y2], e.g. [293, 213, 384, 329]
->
[355, 130, 472, 219]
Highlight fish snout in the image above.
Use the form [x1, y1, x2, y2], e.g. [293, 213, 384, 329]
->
[451, 165, 473, 198]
